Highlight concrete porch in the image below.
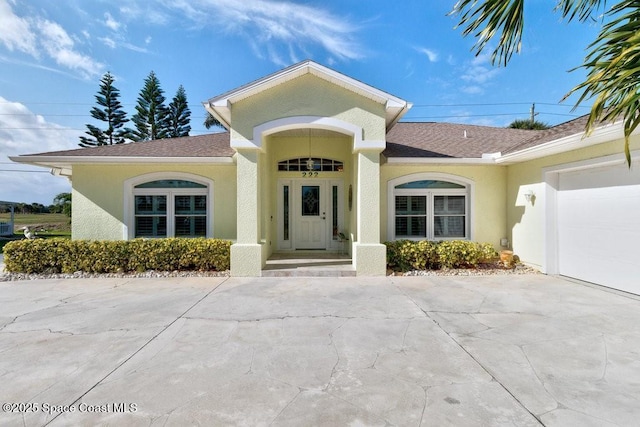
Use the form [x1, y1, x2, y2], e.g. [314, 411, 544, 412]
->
[262, 252, 355, 277]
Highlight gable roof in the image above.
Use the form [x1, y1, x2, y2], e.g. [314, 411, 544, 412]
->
[204, 60, 412, 131]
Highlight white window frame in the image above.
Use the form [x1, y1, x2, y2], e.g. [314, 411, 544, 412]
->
[387, 173, 474, 241]
[124, 172, 213, 239]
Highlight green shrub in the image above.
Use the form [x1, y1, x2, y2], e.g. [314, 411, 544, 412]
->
[477, 242, 499, 263]
[386, 240, 439, 272]
[435, 240, 482, 268]
[385, 240, 498, 271]
[3, 238, 231, 274]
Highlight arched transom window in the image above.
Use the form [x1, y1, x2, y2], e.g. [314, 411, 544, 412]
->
[132, 179, 208, 238]
[278, 157, 343, 172]
[389, 175, 471, 240]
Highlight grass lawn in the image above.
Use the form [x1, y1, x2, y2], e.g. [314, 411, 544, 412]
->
[0, 213, 71, 252]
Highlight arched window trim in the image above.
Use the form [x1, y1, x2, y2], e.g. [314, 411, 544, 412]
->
[123, 172, 214, 239]
[387, 173, 474, 241]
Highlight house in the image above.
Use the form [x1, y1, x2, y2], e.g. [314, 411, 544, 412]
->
[0, 201, 17, 237]
[10, 60, 640, 294]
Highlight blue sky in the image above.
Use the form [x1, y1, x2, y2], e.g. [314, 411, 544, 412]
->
[0, 0, 601, 205]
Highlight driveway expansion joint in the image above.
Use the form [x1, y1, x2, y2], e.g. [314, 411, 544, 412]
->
[42, 277, 230, 426]
[392, 280, 546, 426]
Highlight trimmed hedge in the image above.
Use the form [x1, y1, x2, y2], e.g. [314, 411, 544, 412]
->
[3, 238, 231, 274]
[385, 240, 498, 272]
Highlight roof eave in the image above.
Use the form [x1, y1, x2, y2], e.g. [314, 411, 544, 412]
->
[383, 156, 498, 165]
[495, 121, 626, 164]
[203, 100, 231, 130]
[9, 155, 235, 171]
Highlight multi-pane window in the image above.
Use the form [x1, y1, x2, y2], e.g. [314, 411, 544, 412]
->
[278, 158, 343, 172]
[434, 195, 465, 238]
[174, 195, 207, 237]
[395, 196, 427, 237]
[135, 195, 167, 237]
[393, 180, 468, 240]
[133, 179, 208, 238]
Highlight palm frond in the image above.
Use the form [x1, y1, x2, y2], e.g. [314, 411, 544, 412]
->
[564, 0, 640, 165]
[554, 0, 607, 22]
[450, 0, 525, 66]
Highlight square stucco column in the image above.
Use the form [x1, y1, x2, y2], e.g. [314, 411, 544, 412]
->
[354, 150, 386, 276]
[231, 149, 263, 276]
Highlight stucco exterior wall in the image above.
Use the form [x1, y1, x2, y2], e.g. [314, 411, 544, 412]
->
[380, 163, 508, 248]
[506, 136, 640, 269]
[71, 163, 237, 240]
[231, 74, 387, 143]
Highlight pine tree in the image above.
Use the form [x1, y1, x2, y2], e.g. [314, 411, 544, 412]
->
[129, 71, 169, 141]
[167, 85, 191, 138]
[79, 72, 128, 148]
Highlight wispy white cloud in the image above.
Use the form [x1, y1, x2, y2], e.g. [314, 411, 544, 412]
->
[104, 12, 122, 31]
[459, 52, 500, 95]
[36, 19, 105, 78]
[460, 85, 484, 95]
[0, 97, 74, 204]
[0, 54, 84, 79]
[119, 4, 169, 26]
[161, 0, 364, 65]
[0, 0, 38, 56]
[98, 35, 149, 54]
[0, 0, 104, 79]
[99, 36, 117, 49]
[415, 47, 438, 63]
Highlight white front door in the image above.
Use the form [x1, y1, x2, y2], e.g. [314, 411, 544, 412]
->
[295, 182, 327, 249]
[277, 179, 344, 251]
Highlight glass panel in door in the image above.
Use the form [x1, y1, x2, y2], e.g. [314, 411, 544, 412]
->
[296, 183, 326, 249]
[301, 186, 320, 216]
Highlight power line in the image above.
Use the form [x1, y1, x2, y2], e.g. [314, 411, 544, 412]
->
[409, 102, 591, 109]
[0, 169, 51, 173]
[405, 112, 529, 119]
[0, 127, 214, 134]
[0, 113, 214, 120]
[403, 111, 583, 120]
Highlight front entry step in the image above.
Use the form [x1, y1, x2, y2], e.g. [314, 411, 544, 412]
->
[262, 253, 355, 277]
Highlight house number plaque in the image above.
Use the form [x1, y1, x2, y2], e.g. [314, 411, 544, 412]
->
[301, 172, 319, 177]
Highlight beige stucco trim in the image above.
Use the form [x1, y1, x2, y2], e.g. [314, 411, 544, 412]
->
[231, 116, 370, 151]
[384, 157, 496, 165]
[9, 156, 235, 178]
[10, 155, 235, 164]
[229, 116, 382, 152]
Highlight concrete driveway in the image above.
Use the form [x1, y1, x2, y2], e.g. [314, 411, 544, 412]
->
[1, 274, 639, 426]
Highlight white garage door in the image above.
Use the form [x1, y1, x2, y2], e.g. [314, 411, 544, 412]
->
[557, 160, 640, 294]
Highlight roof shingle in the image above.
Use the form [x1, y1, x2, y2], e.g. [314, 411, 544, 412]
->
[25, 132, 234, 158]
[384, 122, 536, 158]
[18, 115, 595, 161]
